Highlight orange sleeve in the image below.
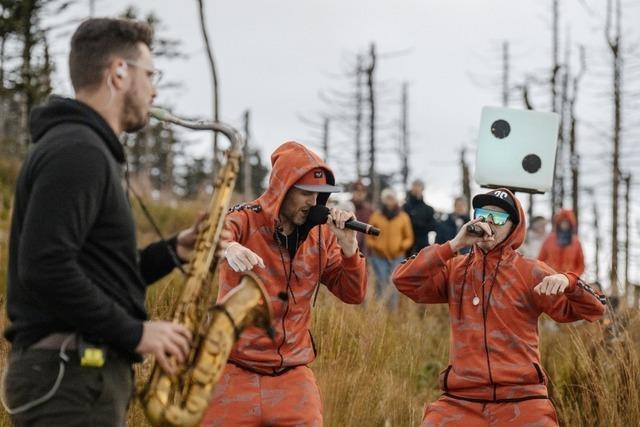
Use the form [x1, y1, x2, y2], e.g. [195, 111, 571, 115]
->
[537, 237, 550, 263]
[400, 213, 414, 252]
[573, 241, 585, 276]
[321, 230, 368, 304]
[217, 210, 251, 301]
[224, 210, 248, 243]
[392, 242, 453, 304]
[529, 262, 605, 323]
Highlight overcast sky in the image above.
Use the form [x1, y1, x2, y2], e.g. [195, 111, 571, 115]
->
[44, 0, 640, 285]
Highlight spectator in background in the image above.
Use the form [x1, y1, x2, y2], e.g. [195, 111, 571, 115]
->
[539, 209, 585, 275]
[436, 196, 471, 253]
[366, 188, 413, 309]
[351, 180, 373, 253]
[520, 215, 548, 258]
[404, 179, 437, 255]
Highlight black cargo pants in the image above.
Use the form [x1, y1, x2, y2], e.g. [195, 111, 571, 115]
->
[3, 347, 133, 427]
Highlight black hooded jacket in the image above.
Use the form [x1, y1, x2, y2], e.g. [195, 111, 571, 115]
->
[403, 194, 437, 254]
[5, 96, 178, 360]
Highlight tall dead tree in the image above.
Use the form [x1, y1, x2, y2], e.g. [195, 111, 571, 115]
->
[460, 147, 471, 210]
[569, 46, 586, 225]
[557, 37, 571, 209]
[623, 173, 630, 304]
[243, 110, 251, 200]
[322, 117, 330, 163]
[19, 0, 36, 147]
[399, 82, 409, 188]
[592, 191, 601, 284]
[502, 41, 510, 107]
[365, 43, 378, 204]
[355, 55, 364, 179]
[550, 0, 562, 220]
[196, 0, 220, 171]
[606, 0, 622, 297]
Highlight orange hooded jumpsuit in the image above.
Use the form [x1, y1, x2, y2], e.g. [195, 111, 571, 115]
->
[393, 189, 605, 427]
[200, 141, 368, 427]
[538, 209, 585, 276]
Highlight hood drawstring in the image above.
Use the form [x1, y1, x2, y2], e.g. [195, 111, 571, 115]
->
[484, 246, 505, 313]
[274, 220, 297, 305]
[457, 247, 475, 320]
[457, 245, 506, 320]
[312, 226, 322, 307]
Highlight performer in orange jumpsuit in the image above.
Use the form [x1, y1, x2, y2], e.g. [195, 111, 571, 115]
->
[200, 141, 368, 426]
[393, 188, 605, 427]
[538, 208, 585, 276]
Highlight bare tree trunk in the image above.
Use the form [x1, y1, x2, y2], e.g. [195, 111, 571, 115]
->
[607, 0, 622, 297]
[19, 0, 36, 147]
[623, 173, 630, 305]
[0, 36, 6, 144]
[400, 82, 409, 188]
[550, 0, 561, 221]
[365, 43, 378, 205]
[593, 193, 601, 284]
[196, 0, 220, 172]
[322, 117, 329, 163]
[502, 41, 509, 107]
[569, 46, 586, 225]
[460, 148, 471, 210]
[557, 39, 570, 210]
[355, 55, 363, 179]
[243, 110, 252, 200]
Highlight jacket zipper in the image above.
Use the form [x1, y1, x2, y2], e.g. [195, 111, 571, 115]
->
[275, 234, 304, 372]
[480, 255, 496, 399]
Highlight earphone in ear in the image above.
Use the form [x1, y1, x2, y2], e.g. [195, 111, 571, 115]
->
[115, 63, 128, 78]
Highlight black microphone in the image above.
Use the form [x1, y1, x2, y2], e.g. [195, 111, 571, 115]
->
[466, 222, 494, 237]
[466, 224, 485, 236]
[307, 205, 381, 236]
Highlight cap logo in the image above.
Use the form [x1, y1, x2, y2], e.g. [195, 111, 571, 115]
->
[493, 190, 508, 200]
[314, 170, 323, 178]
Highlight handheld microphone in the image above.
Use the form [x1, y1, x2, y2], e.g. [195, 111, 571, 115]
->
[466, 222, 494, 238]
[307, 205, 381, 236]
[466, 224, 485, 236]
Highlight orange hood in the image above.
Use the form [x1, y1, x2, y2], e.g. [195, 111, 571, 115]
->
[255, 141, 337, 225]
[553, 208, 577, 231]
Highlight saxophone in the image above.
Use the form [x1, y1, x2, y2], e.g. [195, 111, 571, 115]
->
[141, 108, 273, 427]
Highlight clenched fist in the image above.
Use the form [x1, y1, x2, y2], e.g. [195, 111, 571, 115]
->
[533, 274, 570, 296]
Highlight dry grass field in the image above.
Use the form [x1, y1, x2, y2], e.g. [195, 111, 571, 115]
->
[0, 190, 638, 426]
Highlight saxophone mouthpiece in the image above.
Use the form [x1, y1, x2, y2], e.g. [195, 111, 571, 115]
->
[149, 107, 169, 120]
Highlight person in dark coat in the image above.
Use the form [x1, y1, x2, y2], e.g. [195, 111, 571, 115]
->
[436, 196, 471, 253]
[403, 179, 437, 255]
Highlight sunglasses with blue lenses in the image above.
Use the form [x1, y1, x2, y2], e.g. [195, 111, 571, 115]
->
[473, 207, 511, 226]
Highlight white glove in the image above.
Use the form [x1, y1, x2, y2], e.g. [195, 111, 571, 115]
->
[224, 242, 265, 272]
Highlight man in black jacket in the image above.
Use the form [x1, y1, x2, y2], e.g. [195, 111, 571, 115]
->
[403, 179, 437, 255]
[436, 196, 471, 254]
[3, 18, 196, 426]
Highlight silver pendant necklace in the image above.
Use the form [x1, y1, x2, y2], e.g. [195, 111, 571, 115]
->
[472, 295, 480, 306]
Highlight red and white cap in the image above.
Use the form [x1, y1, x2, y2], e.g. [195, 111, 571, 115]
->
[293, 168, 342, 193]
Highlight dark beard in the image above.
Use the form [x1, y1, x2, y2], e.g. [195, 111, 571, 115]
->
[121, 88, 148, 133]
